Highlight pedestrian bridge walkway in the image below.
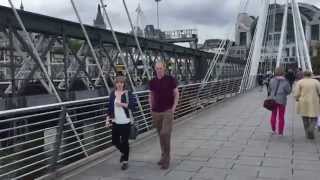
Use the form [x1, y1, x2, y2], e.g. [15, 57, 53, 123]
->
[63, 89, 320, 180]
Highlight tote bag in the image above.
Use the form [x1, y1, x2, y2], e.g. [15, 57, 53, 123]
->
[263, 80, 280, 111]
[125, 91, 138, 140]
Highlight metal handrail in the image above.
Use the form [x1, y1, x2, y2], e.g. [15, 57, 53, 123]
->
[0, 78, 242, 179]
[0, 78, 240, 116]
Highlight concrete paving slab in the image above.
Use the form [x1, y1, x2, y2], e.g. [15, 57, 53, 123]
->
[61, 89, 320, 180]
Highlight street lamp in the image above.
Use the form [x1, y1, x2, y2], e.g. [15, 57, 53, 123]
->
[155, 0, 161, 29]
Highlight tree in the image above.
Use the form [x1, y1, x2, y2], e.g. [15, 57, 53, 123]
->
[69, 39, 83, 52]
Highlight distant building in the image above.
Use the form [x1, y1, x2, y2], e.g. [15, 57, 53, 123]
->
[129, 26, 144, 37]
[232, 3, 320, 66]
[20, 0, 24, 11]
[200, 39, 227, 54]
[260, 3, 320, 65]
[235, 13, 256, 48]
[200, 13, 255, 60]
[93, 4, 106, 29]
[144, 25, 165, 40]
[229, 13, 256, 61]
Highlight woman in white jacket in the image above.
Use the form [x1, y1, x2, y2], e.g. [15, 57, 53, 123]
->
[106, 76, 135, 170]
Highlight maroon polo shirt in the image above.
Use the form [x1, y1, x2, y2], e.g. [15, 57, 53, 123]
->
[149, 75, 177, 112]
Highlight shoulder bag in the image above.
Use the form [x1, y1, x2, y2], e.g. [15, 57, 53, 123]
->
[263, 80, 280, 111]
[125, 91, 138, 140]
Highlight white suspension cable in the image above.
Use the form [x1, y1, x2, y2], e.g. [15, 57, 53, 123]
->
[291, 0, 302, 68]
[100, 0, 150, 130]
[192, 41, 225, 112]
[7, 1, 61, 102]
[292, 0, 307, 70]
[240, 25, 258, 92]
[240, 4, 264, 91]
[240, 0, 261, 91]
[214, 42, 233, 80]
[247, 0, 270, 89]
[8, 0, 88, 157]
[292, 0, 313, 72]
[122, 0, 151, 80]
[202, 39, 227, 84]
[203, 0, 247, 85]
[243, 0, 251, 13]
[261, 1, 273, 74]
[70, 0, 111, 92]
[276, 0, 289, 67]
[194, 0, 246, 109]
[99, 0, 136, 90]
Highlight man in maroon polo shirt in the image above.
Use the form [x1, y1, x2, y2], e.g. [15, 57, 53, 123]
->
[149, 62, 179, 170]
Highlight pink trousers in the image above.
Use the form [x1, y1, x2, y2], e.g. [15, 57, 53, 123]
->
[270, 103, 286, 134]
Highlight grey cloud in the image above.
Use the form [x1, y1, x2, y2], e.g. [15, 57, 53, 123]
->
[162, 4, 236, 26]
[2, 0, 318, 43]
[0, 0, 240, 42]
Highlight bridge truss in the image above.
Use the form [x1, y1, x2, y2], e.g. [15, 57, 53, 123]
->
[0, 3, 245, 110]
[162, 29, 198, 49]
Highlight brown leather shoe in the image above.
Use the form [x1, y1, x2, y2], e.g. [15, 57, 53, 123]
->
[160, 163, 169, 170]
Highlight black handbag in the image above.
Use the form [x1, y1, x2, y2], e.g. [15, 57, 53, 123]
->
[129, 122, 138, 140]
[125, 91, 138, 140]
[263, 79, 280, 111]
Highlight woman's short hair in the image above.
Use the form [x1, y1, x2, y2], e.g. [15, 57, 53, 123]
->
[114, 76, 126, 86]
[303, 70, 312, 77]
[274, 67, 284, 76]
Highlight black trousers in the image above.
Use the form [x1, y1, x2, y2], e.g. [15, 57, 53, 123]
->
[112, 123, 131, 161]
[302, 117, 317, 138]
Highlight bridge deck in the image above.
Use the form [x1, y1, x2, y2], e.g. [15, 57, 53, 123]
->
[63, 89, 320, 180]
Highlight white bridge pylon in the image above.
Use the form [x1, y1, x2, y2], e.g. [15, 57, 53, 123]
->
[241, 0, 313, 91]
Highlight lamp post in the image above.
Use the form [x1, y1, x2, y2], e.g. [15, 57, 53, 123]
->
[155, 0, 161, 29]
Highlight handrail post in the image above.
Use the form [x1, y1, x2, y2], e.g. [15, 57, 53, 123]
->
[48, 106, 67, 179]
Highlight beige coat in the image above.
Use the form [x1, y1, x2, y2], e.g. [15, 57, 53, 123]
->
[294, 78, 320, 117]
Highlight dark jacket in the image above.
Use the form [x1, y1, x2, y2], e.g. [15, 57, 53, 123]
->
[107, 90, 136, 119]
[285, 71, 295, 84]
[257, 74, 264, 85]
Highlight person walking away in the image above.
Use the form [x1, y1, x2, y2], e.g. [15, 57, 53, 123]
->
[106, 76, 135, 170]
[285, 68, 295, 88]
[318, 116, 320, 132]
[294, 71, 320, 139]
[268, 67, 291, 135]
[257, 73, 264, 92]
[149, 62, 179, 170]
[265, 71, 273, 96]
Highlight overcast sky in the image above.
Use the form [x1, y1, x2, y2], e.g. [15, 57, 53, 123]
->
[0, 0, 319, 44]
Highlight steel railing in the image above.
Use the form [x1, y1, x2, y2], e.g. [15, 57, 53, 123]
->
[0, 77, 242, 180]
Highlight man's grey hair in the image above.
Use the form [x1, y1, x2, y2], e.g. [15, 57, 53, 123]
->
[155, 61, 166, 68]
